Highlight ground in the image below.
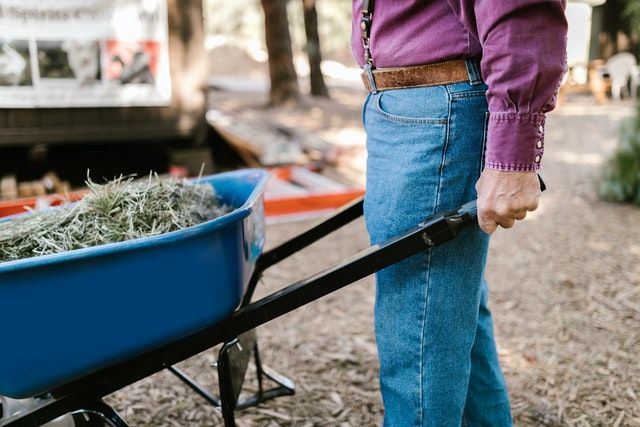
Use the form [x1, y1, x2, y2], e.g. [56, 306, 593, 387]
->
[109, 81, 640, 426]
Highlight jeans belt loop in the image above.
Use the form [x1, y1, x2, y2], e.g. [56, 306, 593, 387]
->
[464, 59, 482, 85]
[364, 63, 378, 93]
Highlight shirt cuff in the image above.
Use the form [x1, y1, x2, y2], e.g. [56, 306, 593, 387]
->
[484, 113, 546, 172]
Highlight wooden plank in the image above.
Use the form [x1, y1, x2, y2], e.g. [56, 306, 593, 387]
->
[37, 109, 71, 127]
[70, 108, 101, 126]
[289, 166, 347, 192]
[265, 177, 307, 198]
[264, 189, 365, 218]
[7, 109, 39, 128]
[206, 108, 304, 166]
[0, 176, 18, 200]
[0, 110, 8, 128]
[0, 191, 86, 217]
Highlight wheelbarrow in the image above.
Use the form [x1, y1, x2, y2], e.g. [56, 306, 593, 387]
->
[0, 168, 489, 427]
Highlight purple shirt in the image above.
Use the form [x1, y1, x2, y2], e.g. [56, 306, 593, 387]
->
[352, 0, 568, 171]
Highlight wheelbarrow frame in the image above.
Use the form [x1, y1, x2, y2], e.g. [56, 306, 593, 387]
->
[0, 196, 479, 427]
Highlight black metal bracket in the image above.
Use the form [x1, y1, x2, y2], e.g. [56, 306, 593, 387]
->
[70, 400, 129, 427]
[167, 366, 222, 409]
[167, 330, 294, 427]
[235, 357, 295, 411]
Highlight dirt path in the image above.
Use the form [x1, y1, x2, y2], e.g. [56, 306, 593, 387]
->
[110, 92, 640, 426]
[492, 101, 640, 426]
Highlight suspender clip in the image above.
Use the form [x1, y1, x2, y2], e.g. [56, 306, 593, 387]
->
[364, 63, 377, 93]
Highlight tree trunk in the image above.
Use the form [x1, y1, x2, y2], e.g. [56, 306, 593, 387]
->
[302, 0, 329, 97]
[261, 0, 300, 106]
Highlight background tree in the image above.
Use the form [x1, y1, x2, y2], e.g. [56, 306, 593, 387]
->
[599, 1, 640, 205]
[302, 0, 329, 97]
[261, 0, 300, 105]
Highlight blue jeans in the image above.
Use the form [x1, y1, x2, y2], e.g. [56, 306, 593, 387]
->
[363, 65, 512, 426]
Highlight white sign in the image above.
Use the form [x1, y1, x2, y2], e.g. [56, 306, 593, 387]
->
[0, 0, 171, 108]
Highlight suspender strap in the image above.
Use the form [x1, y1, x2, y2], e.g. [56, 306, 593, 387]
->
[362, 0, 373, 14]
[360, 0, 374, 66]
[361, 0, 376, 90]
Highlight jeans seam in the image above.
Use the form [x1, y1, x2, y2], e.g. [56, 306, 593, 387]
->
[362, 92, 372, 126]
[450, 91, 487, 100]
[480, 112, 489, 174]
[435, 87, 453, 211]
[417, 86, 452, 426]
[418, 248, 433, 426]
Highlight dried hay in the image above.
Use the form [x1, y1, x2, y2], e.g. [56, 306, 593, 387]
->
[0, 174, 231, 263]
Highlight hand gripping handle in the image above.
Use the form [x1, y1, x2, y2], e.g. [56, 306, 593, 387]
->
[458, 174, 546, 222]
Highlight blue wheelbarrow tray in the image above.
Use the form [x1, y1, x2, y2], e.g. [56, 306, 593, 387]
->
[0, 169, 269, 399]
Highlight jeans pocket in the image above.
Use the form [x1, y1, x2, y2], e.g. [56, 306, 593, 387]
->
[374, 87, 449, 125]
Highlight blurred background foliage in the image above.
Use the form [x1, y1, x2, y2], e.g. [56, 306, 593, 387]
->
[600, 0, 640, 205]
[625, 0, 640, 42]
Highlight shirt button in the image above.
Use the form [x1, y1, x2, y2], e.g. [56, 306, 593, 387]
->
[538, 125, 544, 133]
[536, 140, 543, 149]
[534, 155, 542, 163]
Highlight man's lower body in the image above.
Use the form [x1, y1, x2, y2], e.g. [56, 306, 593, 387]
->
[362, 66, 512, 426]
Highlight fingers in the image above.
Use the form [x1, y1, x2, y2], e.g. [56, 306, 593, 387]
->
[477, 203, 531, 234]
[513, 209, 527, 221]
[524, 197, 540, 212]
[496, 217, 516, 229]
[478, 213, 498, 234]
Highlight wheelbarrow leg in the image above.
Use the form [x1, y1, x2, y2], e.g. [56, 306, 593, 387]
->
[218, 339, 240, 426]
[217, 334, 294, 426]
